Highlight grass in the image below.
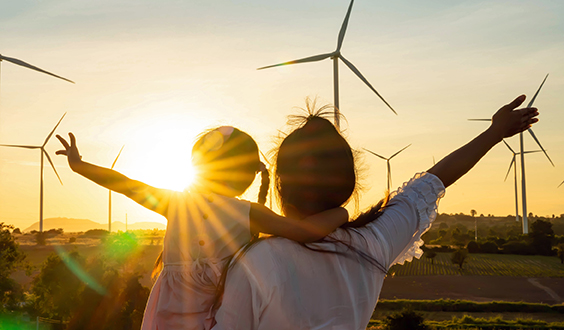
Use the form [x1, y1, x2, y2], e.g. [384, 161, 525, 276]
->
[389, 253, 564, 277]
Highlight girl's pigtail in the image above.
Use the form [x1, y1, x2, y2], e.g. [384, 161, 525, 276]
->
[257, 162, 270, 205]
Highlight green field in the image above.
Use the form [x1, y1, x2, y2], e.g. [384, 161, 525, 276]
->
[389, 253, 564, 277]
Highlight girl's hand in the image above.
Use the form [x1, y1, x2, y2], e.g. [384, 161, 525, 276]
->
[56, 133, 83, 171]
[489, 95, 539, 141]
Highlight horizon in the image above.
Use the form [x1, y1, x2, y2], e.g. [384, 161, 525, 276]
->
[1, 0, 563, 229]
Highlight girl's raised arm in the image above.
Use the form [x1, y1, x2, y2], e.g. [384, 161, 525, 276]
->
[56, 133, 172, 216]
[428, 95, 539, 188]
[249, 204, 348, 243]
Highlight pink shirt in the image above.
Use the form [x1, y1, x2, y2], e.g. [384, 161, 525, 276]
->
[213, 173, 445, 330]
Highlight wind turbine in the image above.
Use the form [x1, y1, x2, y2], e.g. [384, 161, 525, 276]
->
[468, 74, 553, 233]
[501, 140, 541, 223]
[0, 113, 66, 232]
[364, 144, 411, 192]
[108, 145, 125, 232]
[257, 0, 396, 131]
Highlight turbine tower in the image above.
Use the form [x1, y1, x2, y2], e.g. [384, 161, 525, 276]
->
[501, 140, 541, 223]
[257, 0, 396, 131]
[364, 144, 411, 192]
[0, 113, 66, 232]
[108, 145, 125, 232]
[519, 74, 552, 234]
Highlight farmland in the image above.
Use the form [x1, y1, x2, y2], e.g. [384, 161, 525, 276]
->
[389, 253, 564, 277]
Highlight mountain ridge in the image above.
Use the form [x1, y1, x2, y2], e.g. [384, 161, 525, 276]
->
[22, 217, 166, 233]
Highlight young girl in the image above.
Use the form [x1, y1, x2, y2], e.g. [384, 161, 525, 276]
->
[55, 126, 348, 330]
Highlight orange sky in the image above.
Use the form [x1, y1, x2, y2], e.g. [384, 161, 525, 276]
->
[1, 0, 563, 230]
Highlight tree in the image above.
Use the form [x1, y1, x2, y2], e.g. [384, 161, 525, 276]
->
[451, 249, 468, 270]
[529, 219, 554, 255]
[556, 243, 564, 264]
[424, 250, 437, 264]
[0, 223, 28, 312]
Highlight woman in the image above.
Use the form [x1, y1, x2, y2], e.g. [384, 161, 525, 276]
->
[212, 95, 538, 330]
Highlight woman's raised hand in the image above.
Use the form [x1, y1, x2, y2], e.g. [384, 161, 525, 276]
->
[56, 133, 83, 171]
[489, 95, 539, 141]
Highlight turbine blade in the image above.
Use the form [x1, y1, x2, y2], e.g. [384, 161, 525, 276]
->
[522, 150, 542, 155]
[364, 148, 387, 160]
[526, 74, 549, 108]
[389, 144, 411, 159]
[558, 180, 563, 188]
[502, 140, 515, 154]
[339, 55, 397, 115]
[257, 53, 333, 70]
[504, 157, 515, 182]
[336, 0, 355, 52]
[527, 128, 554, 166]
[467, 119, 491, 121]
[43, 149, 63, 185]
[0, 144, 40, 149]
[43, 113, 67, 147]
[432, 156, 435, 165]
[0, 54, 75, 84]
[111, 145, 125, 169]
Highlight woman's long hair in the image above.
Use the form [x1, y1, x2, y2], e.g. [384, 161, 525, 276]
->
[212, 99, 390, 312]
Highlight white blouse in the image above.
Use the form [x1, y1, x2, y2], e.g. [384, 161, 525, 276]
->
[212, 173, 445, 330]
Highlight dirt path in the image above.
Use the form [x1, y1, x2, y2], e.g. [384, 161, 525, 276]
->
[380, 275, 564, 303]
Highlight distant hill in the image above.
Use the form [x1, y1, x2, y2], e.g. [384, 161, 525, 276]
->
[23, 217, 166, 233]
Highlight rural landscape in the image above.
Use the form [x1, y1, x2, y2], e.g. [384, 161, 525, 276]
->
[1, 211, 564, 329]
[2, 0, 564, 329]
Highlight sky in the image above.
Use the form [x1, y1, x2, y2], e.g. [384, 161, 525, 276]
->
[0, 0, 563, 230]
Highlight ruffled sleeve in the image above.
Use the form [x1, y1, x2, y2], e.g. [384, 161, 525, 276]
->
[388, 172, 445, 266]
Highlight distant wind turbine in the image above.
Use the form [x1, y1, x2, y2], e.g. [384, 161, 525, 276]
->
[257, 0, 396, 131]
[501, 140, 541, 223]
[0, 113, 66, 232]
[108, 145, 125, 232]
[468, 75, 553, 234]
[364, 144, 411, 192]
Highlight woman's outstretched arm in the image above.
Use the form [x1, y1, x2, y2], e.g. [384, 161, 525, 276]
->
[428, 95, 539, 188]
[56, 133, 172, 215]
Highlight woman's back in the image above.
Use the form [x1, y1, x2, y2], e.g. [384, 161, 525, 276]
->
[214, 173, 445, 330]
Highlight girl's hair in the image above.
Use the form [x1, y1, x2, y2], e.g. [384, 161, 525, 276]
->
[151, 126, 270, 282]
[212, 99, 390, 312]
[191, 126, 261, 197]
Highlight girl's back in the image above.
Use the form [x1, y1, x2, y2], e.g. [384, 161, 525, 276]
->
[142, 189, 252, 330]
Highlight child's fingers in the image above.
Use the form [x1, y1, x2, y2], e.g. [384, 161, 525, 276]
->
[69, 132, 76, 148]
[55, 150, 67, 156]
[56, 134, 70, 149]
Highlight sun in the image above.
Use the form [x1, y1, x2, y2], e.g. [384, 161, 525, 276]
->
[121, 116, 201, 192]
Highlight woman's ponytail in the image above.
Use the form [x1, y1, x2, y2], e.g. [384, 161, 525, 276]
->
[257, 162, 270, 205]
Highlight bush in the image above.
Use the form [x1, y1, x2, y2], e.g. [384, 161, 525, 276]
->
[479, 241, 498, 254]
[502, 241, 534, 255]
[12, 228, 21, 235]
[424, 251, 437, 264]
[451, 249, 468, 270]
[382, 309, 429, 330]
[83, 229, 110, 237]
[68, 237, 76, 244]
[35, 232, 46, 246]
[466, 241, 480, 253]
